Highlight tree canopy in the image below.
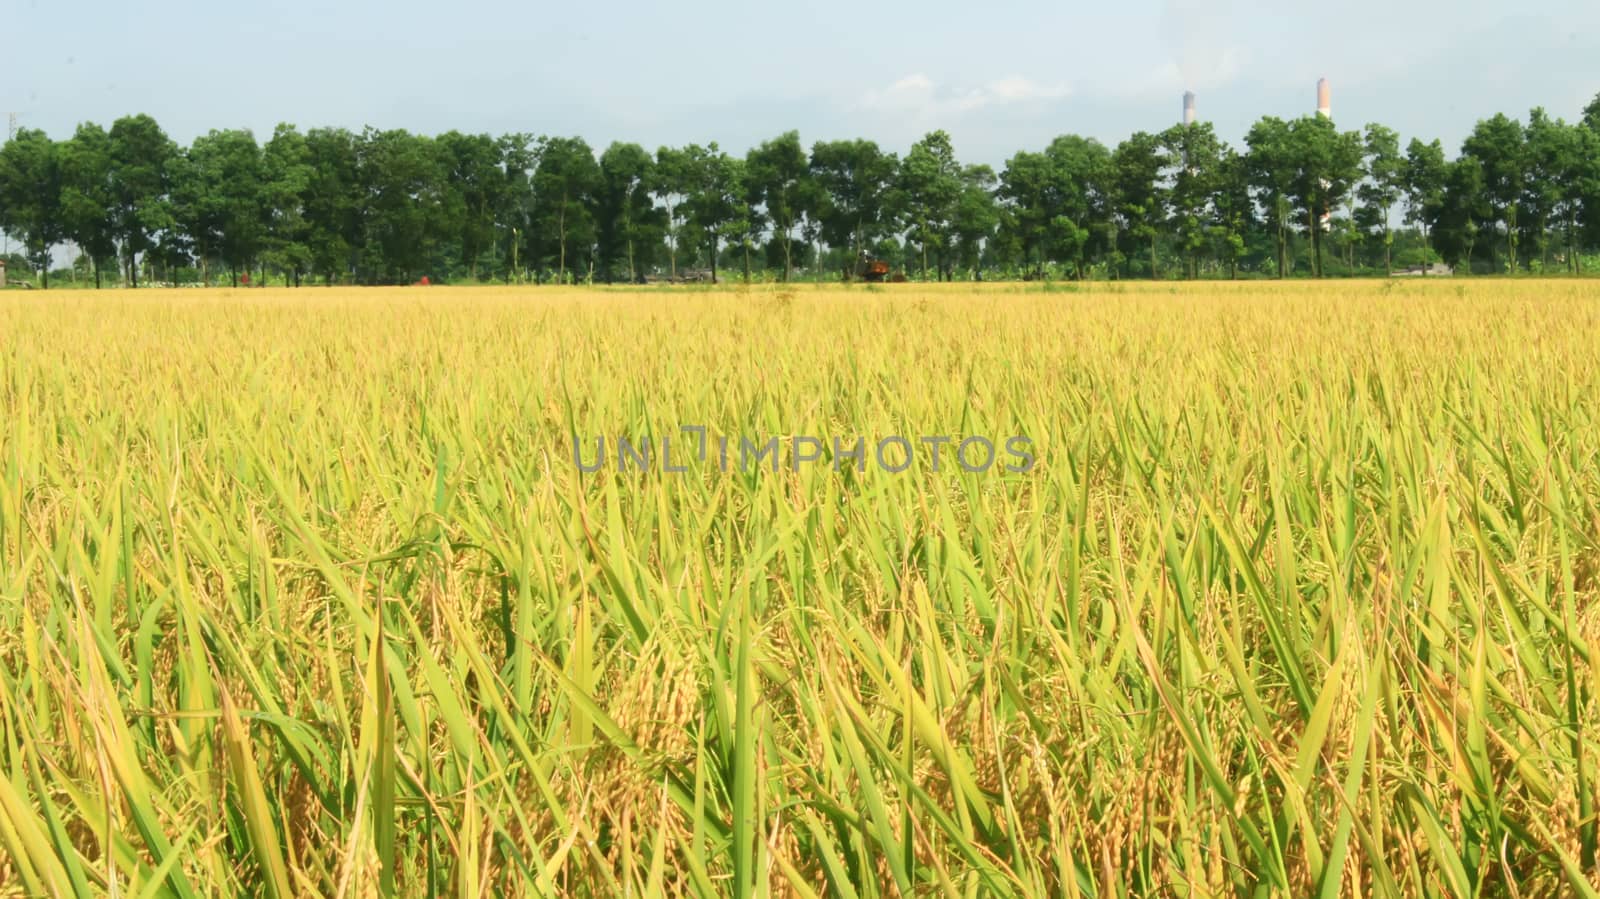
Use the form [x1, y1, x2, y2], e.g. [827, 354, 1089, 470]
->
[4, 91, 1600, 286]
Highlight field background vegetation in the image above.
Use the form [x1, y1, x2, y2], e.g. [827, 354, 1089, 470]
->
[2, 281, 1599, 897]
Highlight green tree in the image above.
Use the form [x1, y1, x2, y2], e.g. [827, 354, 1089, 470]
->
[302, 128, 362, 284]
[528, 136, 600, 283]
[1521, 108, 1590, 273]
[1461, 113, 1527, 272]
[172, 129, 267, 287]
[1162, 122, 1223, 279]
[1209, 148, 1253, 279]
[680, 144, 744, 283]
[263, 124, 314, 286]
[356, 129, 451, 284]
[897, 131, 962, 280]
[809, 139, 899, 277]
[1112, 131, 1168, 278]
[1244, 117, 1296, 278]
[1049, 135, 1112, 279]
[649, 146, 693, 279]
[952, 164, 999, 279]
[595, 142, 663, 282]
[1283, 116, 1363, 278]
[729, 158, 763, 282]
[1403, 138, 1448, 268]
[0, 128, 64, 287]
[1432, 157, 1488, 272]
[59, 123, 118, 287]
[745, 131, 813, 281]
[999, 135, 1110, 279]
[1357, 123, 1403, 274]
[497, 133, 536, 282]
[438, 131, 508, 281]
[997, 150, 1052, 274]
[108, 114, 177, 287]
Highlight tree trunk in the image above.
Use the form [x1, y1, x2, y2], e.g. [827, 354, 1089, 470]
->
[1571, 217, 1581, 275]
[1506, 207, 1517, 273]
[665, 200, 678, 278]
[1277, 217, 1288, 278]
[781, 223, 792, 282]
[557, 195, 568, 282]
[1309, 206, 1323, 278]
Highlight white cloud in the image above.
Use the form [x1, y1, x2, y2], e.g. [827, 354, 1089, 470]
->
[986, 76, 1071, 103]
[858, 73, 1072, 120]
[888, 73, 934, 94]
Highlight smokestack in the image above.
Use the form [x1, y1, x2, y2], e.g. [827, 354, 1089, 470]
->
[1317, 77, 1331, 119]
[1183, 91, 1197, 127]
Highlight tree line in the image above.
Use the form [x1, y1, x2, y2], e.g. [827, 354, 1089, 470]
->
[2, 96, 1599, 287]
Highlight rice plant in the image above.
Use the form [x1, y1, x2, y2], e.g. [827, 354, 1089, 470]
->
[1, 280, 1597, 897]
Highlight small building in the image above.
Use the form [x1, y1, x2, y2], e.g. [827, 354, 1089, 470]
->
[0, 258, 7, 289]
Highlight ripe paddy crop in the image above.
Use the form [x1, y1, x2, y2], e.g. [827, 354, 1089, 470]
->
[1, 280, 1598, 897]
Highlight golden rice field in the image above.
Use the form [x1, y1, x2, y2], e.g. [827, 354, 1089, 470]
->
[2, 280, 1599, 898]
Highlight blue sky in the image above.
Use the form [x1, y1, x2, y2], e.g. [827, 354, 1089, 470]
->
[3, 0, 1598, 165]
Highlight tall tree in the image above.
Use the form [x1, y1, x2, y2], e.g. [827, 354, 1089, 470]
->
[1403, 138, 1448, 268]
[595, 142, 662, 282]
[999, 135, 1110, 279]
[680, 143, 744, 283]
[1047, 135, 1111, 279]
[356, 129, 450, 284]
[0, 128, 64, 287]
[302, 127, 362, 284]
[745, 131, 812, 281]
[497, 133, 536, 282]
[528, 136, 600, 283]
[997, 149, 1053, 275]
[1209, 148, 1253, 279]
[1521, 108, 1589, 273]
[108, 114, 177, 287]
[896, 131, 962, 280]
[437, 131, 507, 282]
[730, 158, 763, 282]
[262, 124, 314, 286]
[951, 164, 998, 279]
[1357, 123, 1404, 274]
[650, 146, 692, 279]
[1461, 113, 1527, 272]
[809, 139, 899, 277]
[1282, 116, 1364, 278]
[1245, 117, 1296, 278]
[172, 129, 267, 287]
[1162, 122, 1223, 279]
[1112, 131, 1168, 278]
[1432, 157, 1488, 272]
[59, 123, 118, 287]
